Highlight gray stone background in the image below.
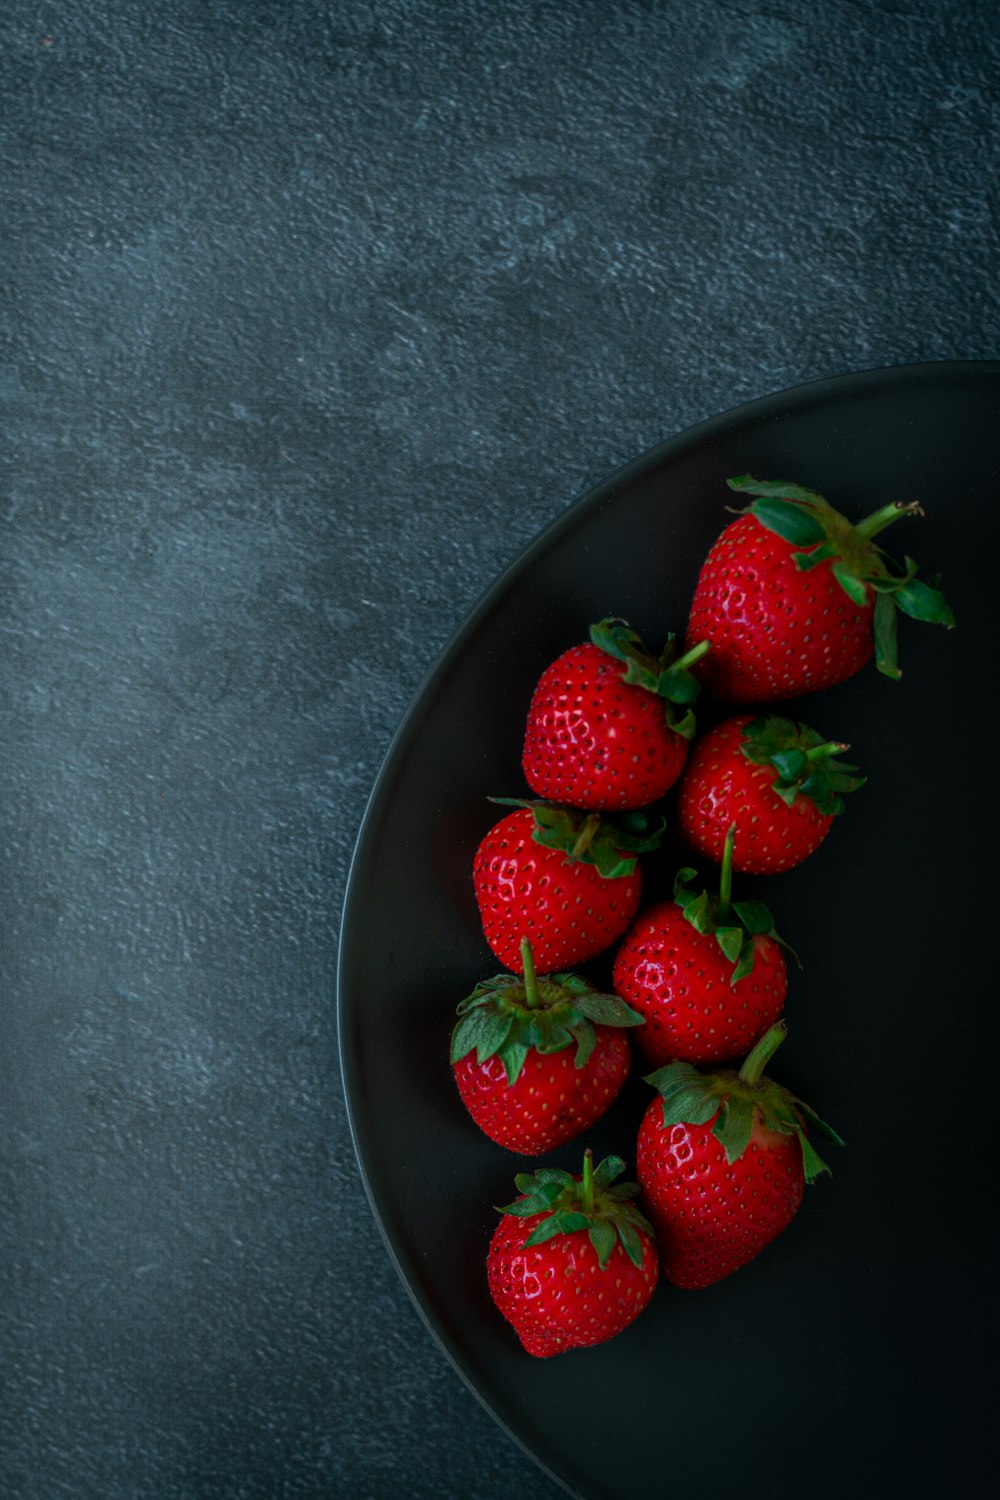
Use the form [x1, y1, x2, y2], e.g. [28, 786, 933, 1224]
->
[2, 1, 997, 1497]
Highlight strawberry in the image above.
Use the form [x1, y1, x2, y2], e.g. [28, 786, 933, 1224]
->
[612, 827, 789, 1066]
[451, 938, 644, 1154]
[685, 475, 954, 702]
[473, 799, 661, 973]
[677, 713, 864, 875]
[521, 618, 710, 810]
[636, 1022, 841, 1288]
[487, 1150, 658, 1357]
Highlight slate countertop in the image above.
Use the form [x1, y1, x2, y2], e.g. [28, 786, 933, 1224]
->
[2, 3, 997, 1498]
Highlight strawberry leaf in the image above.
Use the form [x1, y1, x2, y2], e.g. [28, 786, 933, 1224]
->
[712, 1094, 755, 1163]
[748, 498, 829, 547]
[499, 1195, 550, 1217]
[645, 1061, 722, 1128]
[679, 887, 713, 935]
[450, 1009, 514, 1065]
[524, 1211, 589, 1247]
[730, 899, 776, 936]
[657, 663, 701, 704]
[793, 1100, 846, 1148]
[797, 1133, 833, 1185]
[592, 1156, 627, 1190]
[873, 590, 901, 678]
[589, 617, 647, 666]
[715, 925, 745, 965]
[727, 475, 830, 508]
[586, 840, 638, 880]
[893, 574, 955, 625]
[532, 1168, 575, 1187]
[607, 1180, 641, 1200]
[497, 1037, 530, 1084]
[770, 746, 809, 781]
[539, 1021, 574, 1054]
[616, 1220, 645, 1269]
[832, 562, 870, 608]
[730, 943, 757, 985]
[588, 1220, 617, 1269]
[568, 1021, 596, 1070]
[555, 1210, 593, 1235]
[572, 991, 645, 1027]
[792, 541, 837, 570]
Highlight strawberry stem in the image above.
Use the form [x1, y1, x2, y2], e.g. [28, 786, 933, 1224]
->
[805, 740, 850, 762]
[571, 813, 601, 861]
[854, 499, 923, 542]
[738, 1022, 788, 1086]
[581, 1148, 595, 1214]
[672, 638, 711, 672]
[718, 823, 736, 925]
[520, 938, 541, 1008]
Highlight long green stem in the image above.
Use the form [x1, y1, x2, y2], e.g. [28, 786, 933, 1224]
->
[804, 740, 849, 762]
[580, 1149, 595, 1214]
[571, 813, 601, 861]
[855, 499, 923, 542]
[672, 638, 711, 672]
[738, 1022, 787, 1086]
[718, 823, 736, 925]
[520, 938, 541, 1007]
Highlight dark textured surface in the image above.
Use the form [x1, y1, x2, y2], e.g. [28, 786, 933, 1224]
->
[1, 3, 997, 1498]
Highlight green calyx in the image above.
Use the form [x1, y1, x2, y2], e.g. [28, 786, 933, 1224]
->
[491, 796, 665, 878]
[727, 475, 955, 680]
[589, 617, 710, 741]
[673, 824, 794, 984]
[739, 715, 865, 817]
[497, 1149, 655, 1269]
[644, 1022, 843, 1184]
[452, 938, 644, 1084]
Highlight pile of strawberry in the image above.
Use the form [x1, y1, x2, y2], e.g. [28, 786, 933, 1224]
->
[450, 474, 953, 1358]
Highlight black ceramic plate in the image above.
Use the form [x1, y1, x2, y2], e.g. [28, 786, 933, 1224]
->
[339, 363, 999, 1500]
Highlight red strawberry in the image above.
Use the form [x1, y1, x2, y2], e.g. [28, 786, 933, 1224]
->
[522, 618, 710, 810]
[451, 938, 644, 1154]
[685, 475, 954, 702]
[636, 1022, 841, 1288]
[677, 714, 864, 875]
[473, 800, 661, 973]
[612, 827, 789, 1066]
[487, 1150, 657, 1357]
